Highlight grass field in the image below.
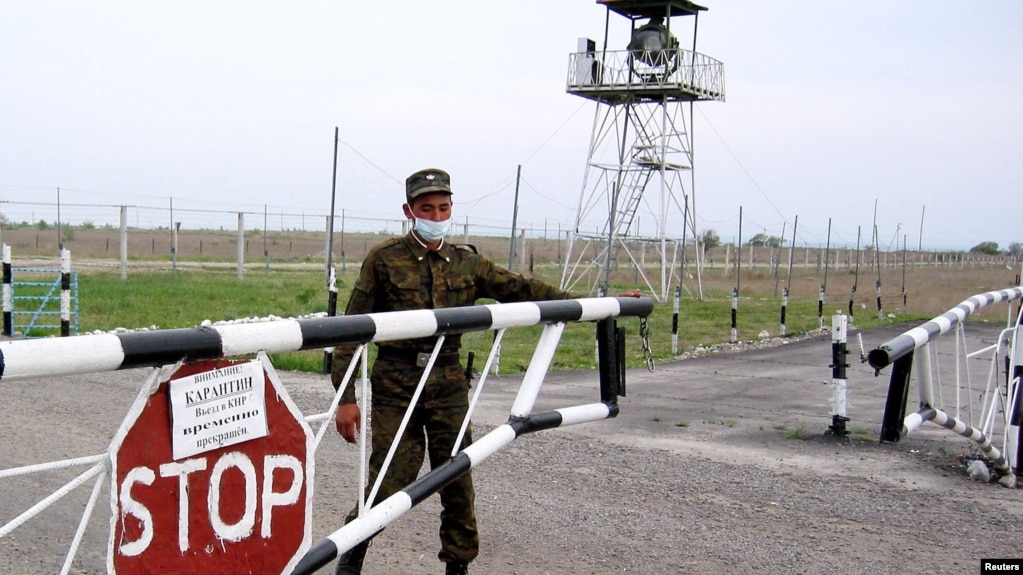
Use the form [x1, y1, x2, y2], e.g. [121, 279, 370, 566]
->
[4, 226, 1020, 374]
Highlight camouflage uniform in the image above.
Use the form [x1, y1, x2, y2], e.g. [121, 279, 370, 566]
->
[331, 230, 573, 564]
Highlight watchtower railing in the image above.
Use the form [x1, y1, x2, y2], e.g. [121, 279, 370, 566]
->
[567, 49, 726, 103]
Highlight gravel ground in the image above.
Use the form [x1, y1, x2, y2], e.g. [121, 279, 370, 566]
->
[2, 324, 1022, 574]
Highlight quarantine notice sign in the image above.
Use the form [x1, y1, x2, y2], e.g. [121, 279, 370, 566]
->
[169, 359, 268, 460]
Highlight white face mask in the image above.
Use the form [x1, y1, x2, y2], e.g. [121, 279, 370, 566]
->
[414, 216, 451, 242]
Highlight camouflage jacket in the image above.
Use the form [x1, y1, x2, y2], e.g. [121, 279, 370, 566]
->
[331, 232, 574, 402]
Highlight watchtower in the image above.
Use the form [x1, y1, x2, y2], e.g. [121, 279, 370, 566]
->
[560, 0, 725, 302]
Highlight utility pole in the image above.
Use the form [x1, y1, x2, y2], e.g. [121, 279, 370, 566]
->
[326, 127, 339, 279]
[508, 165, 521, 270]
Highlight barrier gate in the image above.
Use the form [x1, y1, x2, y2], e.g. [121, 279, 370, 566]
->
[0, 296, 652, 574]
[868, 286, 1023, 488]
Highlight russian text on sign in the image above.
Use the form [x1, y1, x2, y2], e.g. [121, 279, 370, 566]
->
[170, 359, 268, 459]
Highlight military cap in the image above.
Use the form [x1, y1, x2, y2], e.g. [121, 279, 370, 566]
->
[406, 168, 452, 202]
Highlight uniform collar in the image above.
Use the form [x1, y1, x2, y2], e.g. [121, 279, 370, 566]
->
[403, 231, 450, 262]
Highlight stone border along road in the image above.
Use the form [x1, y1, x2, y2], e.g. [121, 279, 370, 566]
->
[1, 322, 1021, 574]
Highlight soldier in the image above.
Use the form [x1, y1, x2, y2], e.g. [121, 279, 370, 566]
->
[331, 168, 639, 575]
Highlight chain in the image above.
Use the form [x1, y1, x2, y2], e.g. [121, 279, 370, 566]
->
[639, 316, 655, 372]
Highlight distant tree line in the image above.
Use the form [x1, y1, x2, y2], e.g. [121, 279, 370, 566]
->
[695, 225, 1021, 258]
[970, 241, 1022, 257]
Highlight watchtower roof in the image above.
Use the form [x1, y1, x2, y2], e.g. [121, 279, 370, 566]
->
[596, 0, 707, 19]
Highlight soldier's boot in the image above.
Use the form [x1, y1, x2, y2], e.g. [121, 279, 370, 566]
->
[444, 560, 469, 575]
[334, 541, 369, 575]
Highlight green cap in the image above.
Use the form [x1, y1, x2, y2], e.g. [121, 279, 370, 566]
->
[406, 168, 452, 202]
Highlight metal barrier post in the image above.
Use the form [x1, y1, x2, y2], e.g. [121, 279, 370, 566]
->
[827, 312, 850, 436]
[60, 249, 71, 337]
[2, 244, 11, 337]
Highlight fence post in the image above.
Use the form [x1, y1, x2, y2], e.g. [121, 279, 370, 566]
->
[671, 286, 680, 354]
[237, 212, 245, 280]
[119, 205, 128, 280]
[322, 266, 338, 374]
[817, 284, 824, 329]
[875, 279, 883, 319]
[827, 312, 850, 436]
[730, 287, 738, 343]
[779, 287, 788, 337]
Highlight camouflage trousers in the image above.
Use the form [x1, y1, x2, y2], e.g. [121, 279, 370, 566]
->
[344, 358, 479, 564]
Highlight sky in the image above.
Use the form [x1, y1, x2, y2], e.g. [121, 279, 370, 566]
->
[1, 1, 1021, 252]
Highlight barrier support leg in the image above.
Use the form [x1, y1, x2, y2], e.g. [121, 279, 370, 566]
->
[596, 318, 623, 405]
[880, 352, 914, 443]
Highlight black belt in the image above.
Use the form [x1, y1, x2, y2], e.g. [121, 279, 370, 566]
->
[377, 349, 460, 368]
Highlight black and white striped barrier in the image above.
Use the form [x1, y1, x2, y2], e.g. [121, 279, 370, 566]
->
[284, 301, 647, 574]
[0, 296, 648, 572]
[868, 287, 1023, 447]
[903, 406, 1009, 470]
[290, 403, 617, 575]
[903, 406, 1015, 488]
[867, 287, 1023, 371]
[0, 296, 653, 382]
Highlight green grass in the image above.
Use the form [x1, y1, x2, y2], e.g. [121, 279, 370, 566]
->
[79, 269, 331, 330]
[849, 426, 871, 437]
[69, 266, 921, 374]
[78, 269, 334, 371]
[786, 425, 809, 440]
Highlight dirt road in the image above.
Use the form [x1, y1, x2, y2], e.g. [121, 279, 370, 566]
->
[1, 323, 1021, 574]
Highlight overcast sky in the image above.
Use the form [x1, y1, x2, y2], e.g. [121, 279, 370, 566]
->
[2, 1, 1020, 251]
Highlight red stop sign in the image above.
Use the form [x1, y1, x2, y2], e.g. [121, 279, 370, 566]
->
[108, 358, 313, 575]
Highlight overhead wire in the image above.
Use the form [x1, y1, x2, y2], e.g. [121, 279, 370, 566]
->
[695, 104, 789, 217]
[696, 104, 829, 247]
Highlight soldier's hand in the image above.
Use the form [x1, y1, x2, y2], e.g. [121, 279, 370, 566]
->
[618, 289, 642, 298]
[335, 403, 361, 444]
